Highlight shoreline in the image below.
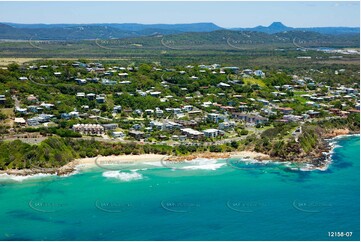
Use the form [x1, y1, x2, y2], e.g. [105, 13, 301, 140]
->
[0, 133, 359, 177]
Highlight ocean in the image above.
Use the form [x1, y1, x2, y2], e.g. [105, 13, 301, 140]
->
[0, 135, 359, 241]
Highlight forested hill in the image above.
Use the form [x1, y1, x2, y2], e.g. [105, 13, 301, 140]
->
[0, 22, 222, 40]
[0, 22, 359, 40]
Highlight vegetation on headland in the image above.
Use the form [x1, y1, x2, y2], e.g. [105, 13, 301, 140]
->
[242, 113, 360, 162]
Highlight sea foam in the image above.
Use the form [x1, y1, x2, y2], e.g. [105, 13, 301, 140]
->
[102, 171, 143, 181]
[0, 173, 53, 182]
[182, 158, 225, 170]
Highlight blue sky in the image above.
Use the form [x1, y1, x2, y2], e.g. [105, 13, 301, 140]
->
[0, 1, 359, 28]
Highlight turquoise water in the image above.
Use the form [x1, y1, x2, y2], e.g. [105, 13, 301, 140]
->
[0, 135, 359, 241]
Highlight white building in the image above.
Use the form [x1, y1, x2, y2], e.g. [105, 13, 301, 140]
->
[72, 124, 104, 135]
[203, 129, 220, 138]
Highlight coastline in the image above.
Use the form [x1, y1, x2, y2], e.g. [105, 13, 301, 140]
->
[0, 132, 359, 177]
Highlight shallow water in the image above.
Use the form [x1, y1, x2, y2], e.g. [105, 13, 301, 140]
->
[0, 135, 359, 241]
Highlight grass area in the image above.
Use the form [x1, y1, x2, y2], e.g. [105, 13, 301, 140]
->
[293, 95, 308, 104]
[293, 91, 311, 104]
[126, 117, 145, 121]
[243, 77, 267, 88]
[106, 94, 114, 108]
[0, 57, 133, 67]
[0, 58, 41, 66]
[293, 91, 309, 95]
[0, 108, 14, 117]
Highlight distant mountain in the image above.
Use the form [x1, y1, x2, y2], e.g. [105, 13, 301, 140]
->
[243, 22, 293, 34]
[0, 22, 359, 40]
[0, 23, 28, 39]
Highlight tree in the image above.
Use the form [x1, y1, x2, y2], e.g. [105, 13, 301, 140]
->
[0, 111, 6, 120]
[8, 63, 19, 72]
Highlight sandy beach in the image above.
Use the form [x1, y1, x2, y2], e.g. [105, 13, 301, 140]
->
[0, 151, 272, 176]
[71, 154, 168, 167]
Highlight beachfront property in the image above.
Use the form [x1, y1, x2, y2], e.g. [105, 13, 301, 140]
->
[128, 130, 145, 140]
[72, 124, 105, 135]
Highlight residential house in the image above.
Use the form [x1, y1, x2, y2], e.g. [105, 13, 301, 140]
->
[76, 92, 86, 98]
[182, 105, 193, 112]
[87, 93, 96, 100]
[278, 107, 293, 115]
[181, 128, 204, 139]
[113, 106, 122, 113]
[118, 73, 129, 78]
[96, 95, 106, 103]
[150, 91, 161, 97]
[19, 77, 28, 81]
[232, 112, 268, 124]
[145, 109, 154, 115]
[217, 82, 231, 88]
[0, 95, 6, 104]
[76, 79, 87, 85]
[112, 131, 125, 138]
[254, 70, 265, 78]
[102, 123, 118, 130]
[150, 121, 164, 130]
[307, 110, 321, 118]
[27, 95, 38, 102]
[27, 118, 40, 126]
[15, 107, 27, 114]
[132, 124, 142, 130]
[40, 103, 54, 109]
[155, 108, 164, 117]
[223, 67, 240, 74]
[102, 79, 117, 85]
[128, 130, 145, 140]
[14, 117, 26, 126]
[207, 113, 225, 123]
[242, 69, 253, 75]
[61, 113, 71, 120]
[203, 129, 220, 138]
[218, 121, 236, 130]
[164, 121, 182, 130]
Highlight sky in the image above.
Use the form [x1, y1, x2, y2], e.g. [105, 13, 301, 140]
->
[0, 1, 359, 28]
